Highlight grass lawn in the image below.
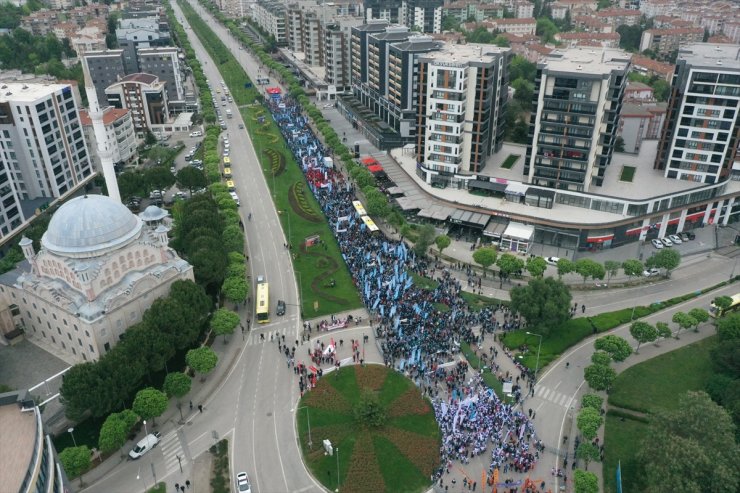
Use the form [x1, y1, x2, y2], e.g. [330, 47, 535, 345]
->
[460, 290, 503, 311]
[410, 272, 439, 291]
[619, 166, 636, 182]
[501, 154, 520, 169]
[183, 1, 362, 317]
[603, 336, 717, 493]
[298, 365, 439, 493]
[52, 414, 106, 451]
[460, 342, 505, 398]
[608, 335, 716, 413]
[147, 483, 166, 493]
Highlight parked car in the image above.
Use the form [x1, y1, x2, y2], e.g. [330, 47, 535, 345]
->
[668, 234, 683, 244]
[189, 131, 202, 137]
[545, 256, 561, 266]
[235, 472, 251, 493]
[680, 231, 696, 241]
[129, 432, 161, 459]
[651, 238, 664, 249]
[643, 268, 660, 277]
[276, 300, 286, 316]
[660, 237, 673, 247]
[149, 190, 163, 199]
[229, 191, 240, 206]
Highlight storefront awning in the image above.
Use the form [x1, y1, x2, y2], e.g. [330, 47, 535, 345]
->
[484, 219, 508, 238]
[386, 186, 405, 196]
[469, 180, 507, 193]
[526, 188, 555, 199]
[362, 157, 378, 165]
[505, 182, 529, 196]
[395, 197, 419, 211]
[417, 205, 454, 221]
[367, 164, 384, 174]
[449, 209, 490, 229]
[503, 222, 534, 241]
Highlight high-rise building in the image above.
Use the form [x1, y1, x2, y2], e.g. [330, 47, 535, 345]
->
[350, 20, 390, 88]
[105, 73, 169, 134]
[364, 0, 442, 33]
[415, 43, 511, 177]
[116, 16, 171, 73]
[0, 390, 68, 493]
[0, 83, 95, 240]
[137, 46, 185, 106]
[525, 47, 630, 192]
[83, 49, 127, 106]
[325, 19, 365, 91]
[655, 43, 740, 184]
[250, 0, 288, 46]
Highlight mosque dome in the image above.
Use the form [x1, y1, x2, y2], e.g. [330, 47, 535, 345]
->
[41, 195, 143, 258]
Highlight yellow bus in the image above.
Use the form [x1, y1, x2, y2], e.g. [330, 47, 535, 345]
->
[256, 282, 269, 323]
[710, 293, 740, 318]
[223, 167, 232, 178]
[226, 180, 235, 191]
[223, 156, 231, 166]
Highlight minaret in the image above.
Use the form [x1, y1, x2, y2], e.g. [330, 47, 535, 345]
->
[81, 53, 121, 203]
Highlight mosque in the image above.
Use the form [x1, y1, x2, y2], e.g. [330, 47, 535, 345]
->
[0, 194, 193, 364]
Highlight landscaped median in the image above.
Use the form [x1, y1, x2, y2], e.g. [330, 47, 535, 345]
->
[175, 0, 362, 317]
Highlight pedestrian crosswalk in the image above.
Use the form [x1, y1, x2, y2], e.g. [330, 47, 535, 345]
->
[535, 386, 575, 409]
[160, 431, 186, 476]
[244, 326, 294, 346]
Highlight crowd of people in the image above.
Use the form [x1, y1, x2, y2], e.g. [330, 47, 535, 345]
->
[264, 93, 540, 479]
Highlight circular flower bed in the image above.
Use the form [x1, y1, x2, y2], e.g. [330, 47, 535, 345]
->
[297, 365, 440, 493]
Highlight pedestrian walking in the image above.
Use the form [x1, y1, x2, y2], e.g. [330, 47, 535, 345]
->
[198, 404, 203, 413]
[175, 483, 179, 492]
[189, 401, 193, 410]
[180, 486, 185, 493]
[185, 480, 191, 489]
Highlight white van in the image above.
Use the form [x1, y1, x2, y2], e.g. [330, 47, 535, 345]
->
[129, 432, 161, 459]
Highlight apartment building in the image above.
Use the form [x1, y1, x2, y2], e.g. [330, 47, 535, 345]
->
[84, 49, 127, 106]
[512, 1, 534, 19]
[138, 47, 184, 106]
[0, 83, 94, 241]
[105, 73, 169, 134]
[324, 18, 364, 91]
[493, 18, 537, 36]
[525, 47, 631, 192]
[655, 43, 740, 184]
[555, 32, 621, 48]
[365, 0, 443, 33]
[116, 16, 172, 73]
[639, 28, 704, 59]
[595, 8, 641, 29]
[618, 102, 667, 154]
[250, 0, 288, 45]
[573, 16, 613, 34]
[79, 107, 137, 168]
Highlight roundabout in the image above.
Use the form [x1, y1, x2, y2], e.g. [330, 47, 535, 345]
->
[297, 364, 440, 493]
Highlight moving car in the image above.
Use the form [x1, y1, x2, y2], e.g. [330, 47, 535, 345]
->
[545, 256, 561, 266]
[235, 472, 251, 493]
[668, 234, 682, 244]
[651, 238, 664, 249]
[129, 432, 161, 459]
[276, 300, 286, 316]
[643, 268, 660, 277]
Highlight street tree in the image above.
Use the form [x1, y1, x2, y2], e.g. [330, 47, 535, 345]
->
[186, 346, 218, 380]
[712, 296, 733, 316]
[210, 308, 240, 342]
[222, 275, 248, 306]
[144, 166, 176, 193]
[688, 308, 710, 331]
[621, 259, 643, 280]
[496, 253, 525, 287]
[58, 446, 91, 483]
[222, 224, 244, 253]
[413, 224, 436, 258]
[637, 391, 740, 493]
[574, 469, 599, 493]
[672, 311, 697, 339]
[60, 362, 104, 421]
[434, 235, 451, 255]
[163, 372, 192, 401]
[717, 313, 740, 341]
[556, 258, 574, 279]
[525, 256, 547, 278]
[575, 442, 601, 471]
[584, 363, 617, 391]
[645, 249, 681, 276]
[576, 406, 604, 440]
[509, 277, 572, 335]
[574, 258, 605, 285]
[655, 321, 672, 341]
[176, 167, 207, 195]
[581, 394, 603, 412]
[591, 350, 612, 366]
[365, 191, 389, 218]
[594, 335, 633, 362]
[132, 387, 168, 423]
[472, 247, 498, 276]
[629, 321, 658, 353]
[98, 409, 137, 454]
[604, 260, 620, 285]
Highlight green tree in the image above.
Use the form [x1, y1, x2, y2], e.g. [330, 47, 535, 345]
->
[472, 247, 498, 276]
[604, 260, 620, 285]
[672, 311, 697, 339]
[98, 409, 137, 454]
[577, 406, 604, 440]
[652, 79, 670, 101]
[413, 224, 436, 258]
[525, 256, 547, 278]
[581, 394, 604, 412]
[492, 34, 510, 47]
[221, 224, 244, 253]
[584, 363, 617, 391]
[353, 389, 386, 428]
[574, 258, 606, 285]
[496, 253, 525, 287]
[210, 308, 240, 342]
[144, 166, 176, 195]
[621, 259, 643, 280]
[574, 469, 599, 493]
[222, 275, 249, 305]
[365, 191, 389, 217]
[576, 442, 601, 470]
[186, 346, 219, 379]
[350, 167, 375, 188]
[646, 249, 681, 276]
[58, 446, 91, 482]
[118, 171, 145, 201]
[176, 167, 208, 195]
[614, 136, 625, 153]
[591, 350, 612, 366]
[512, 78, 534, 109]
[712, 296, 734, 317]
[717, 312, 740, 341]
[617, 24, 646, 51]
[630, 321, 658, 353]
[557, 258, 574, 279]
[434, 235, 451, 255]
[655, 321, 672, 341]
[441, 15, 461, 31]
[637, 391, 740, 493]
[509, 277, 572, 335]
[536, 17, 560, 44]
[132, 387, 168, 423]
[163, 372, 192, 401]
[594, 335, 633, 362]
[509, 55, 537, 82]
[688, 308, 709, 331]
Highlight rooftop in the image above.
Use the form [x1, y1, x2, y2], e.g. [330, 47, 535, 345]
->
[419, 43, 510, 65]
[678, 43, 740, 70]
[0, 82, 68, 103]
[0, 392, 37, 493]
[540, 46, 630, 75]
[79, 107, 130, 126]
[119, 73, 159, 84]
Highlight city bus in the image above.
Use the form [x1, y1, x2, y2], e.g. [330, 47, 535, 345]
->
[709, 293, 740, 318]
[256, 281, 269, 324]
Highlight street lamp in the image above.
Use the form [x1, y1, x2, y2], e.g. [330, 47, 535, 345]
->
[68, 427, 77, 447]
[143, 419, 149, 437]
[525, 331, 543, 385]
[292, 406, 313, 449]
[336, 447, 340, 492]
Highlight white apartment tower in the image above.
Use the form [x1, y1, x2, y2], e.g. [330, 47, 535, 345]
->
[655, 43, 740, 184]
[0, 83, 95, 238]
